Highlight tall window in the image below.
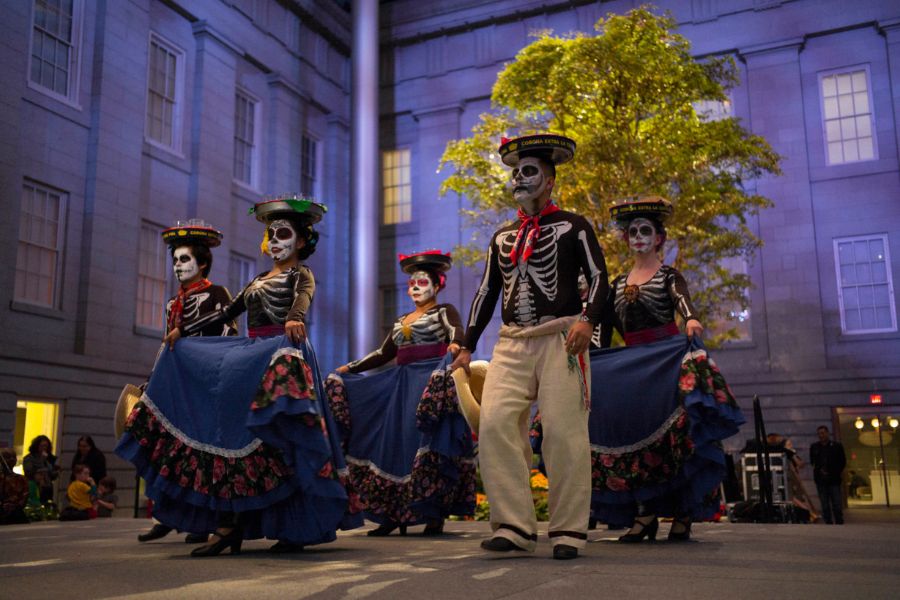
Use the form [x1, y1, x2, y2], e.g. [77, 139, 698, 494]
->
[15, 182, 66, 308]
[136, 222, 168, 331]
[228, 252, 255, 335]
[146, 34, 183, 151]
[233, 91, 258, 186]
[301, 135, 317, 197]
[382, 149, 411, 224]
[29, 0, 81, 102]
[820, 68, 876, 165]
[834, 234, 896, 334]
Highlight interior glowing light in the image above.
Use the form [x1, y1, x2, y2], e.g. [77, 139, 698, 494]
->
[871, 417, 880, 428]
[854, 417, 864, 430]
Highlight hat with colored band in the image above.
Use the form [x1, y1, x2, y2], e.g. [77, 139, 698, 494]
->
[161, 220, 224, 248]
[498, 134, 576, 167]
[249, 194, 327, 223]
[609, 195, 674, 224]
[398, 250, 452, 274]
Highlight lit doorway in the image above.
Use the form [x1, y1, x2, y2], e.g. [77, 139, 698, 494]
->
[13, 399, 61, 476]
[834, 405, 899, 508]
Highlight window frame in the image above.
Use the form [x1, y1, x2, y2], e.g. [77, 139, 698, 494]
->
[14, 180, 68, 310]
[381, 148, 412, 225]
[833, 233, 897, 335]
[818, 65, 878, 166]
[232, 87, 262, 190]
[144, 32, 186, 156]
[135, 220, 170, 333]
[26, 0, 84, 108]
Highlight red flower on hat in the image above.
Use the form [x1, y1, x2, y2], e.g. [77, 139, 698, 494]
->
[501, 137, 511, 145]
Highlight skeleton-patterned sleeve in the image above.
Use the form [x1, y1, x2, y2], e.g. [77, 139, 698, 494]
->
[211, 286, 239, 336]
[573, 216, 609, 326]
[462, 233, 503, 352]
[286, 266, 315, 323]
[438, 304, 465, 346]
[346, 330, 398, 373]
[180, 283, 249, 336]
[665, 267, 699, 323]
[598, 279, 620, 348]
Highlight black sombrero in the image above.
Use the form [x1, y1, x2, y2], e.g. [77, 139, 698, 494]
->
[609, 195, 674, 225]
[498, 134, 576, 167]
[398, 250, 452, 274]
[161, 219, 223, 248]
[250, 194, 327, 224]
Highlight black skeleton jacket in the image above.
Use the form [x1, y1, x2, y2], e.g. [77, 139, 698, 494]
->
[462, 210, 609, 352]
[165, 285, 237, 337]
[346, 303, 465, 373]
[181, 266, 314, 336]
[599, 265, 699, 345]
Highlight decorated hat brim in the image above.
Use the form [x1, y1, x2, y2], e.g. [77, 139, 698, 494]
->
[399, 253, 452, 274]
[499, 134, 576, 167]
[252, 199, 326, 224]
[610, 198, 674, 224]
[161, 226, 224, 248]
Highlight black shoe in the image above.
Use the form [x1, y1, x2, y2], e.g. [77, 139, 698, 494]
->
[268, 540, 304, 553]
[552, 544, 579, 560]
[422, 520, 444, 536]
[138, 524, 173, 542]
[190, 528, 242, 557]
[367, 521, 407, 537]
[667, 518, 692, 542]
[480, 537, 527, 552]
[618, 516, 659, 543]
[185, 533, 209, 544]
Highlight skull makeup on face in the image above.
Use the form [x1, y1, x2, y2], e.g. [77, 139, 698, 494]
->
[626, 218, 659, 255]
[509, 156, 552, 215]
[407, 270, 436, 305]
[267, 219, 297, 262]
[173, 247, 200, 283]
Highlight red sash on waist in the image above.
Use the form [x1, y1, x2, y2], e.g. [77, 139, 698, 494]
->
[249, 324, 286, 338]
[623, 322, 679, 346]
[396, 342, 448, 365]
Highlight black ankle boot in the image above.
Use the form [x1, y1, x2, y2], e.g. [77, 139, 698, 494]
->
[138, 523, 172, 542]
[367, 521, 407, 537]
[618, 516, 659, 543]
[190, 528, 242, 557]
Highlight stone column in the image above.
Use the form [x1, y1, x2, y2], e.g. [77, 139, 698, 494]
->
[741, 40, 827, 372]
[350, 0, 379, 357]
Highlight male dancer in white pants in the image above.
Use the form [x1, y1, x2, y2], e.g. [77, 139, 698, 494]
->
[450, 134, 608, 560]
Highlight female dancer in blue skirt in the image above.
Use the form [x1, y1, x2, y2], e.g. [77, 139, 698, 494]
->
[330, 251, 476, 536]
[116, 195, 361, 557]
[592, 196, 745, 542]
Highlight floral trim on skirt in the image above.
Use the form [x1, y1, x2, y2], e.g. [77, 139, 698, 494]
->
[326, 355, 476, 525]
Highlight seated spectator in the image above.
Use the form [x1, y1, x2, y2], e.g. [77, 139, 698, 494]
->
[95, 477, 117, 518]
[22, 435, 61, 503]
[1, 448, 29, 525]
[70, 436, 107, 483]
[59, 465, 97, 521]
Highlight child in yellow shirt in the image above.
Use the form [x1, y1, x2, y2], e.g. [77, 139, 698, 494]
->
[60, 464, 97, 520]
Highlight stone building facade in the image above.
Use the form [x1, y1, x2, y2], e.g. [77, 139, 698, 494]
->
[2, 0, 899, 509]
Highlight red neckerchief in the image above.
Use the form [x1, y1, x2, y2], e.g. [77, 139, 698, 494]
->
[508, 201, 560, 265]
[167, 278, 212, 332]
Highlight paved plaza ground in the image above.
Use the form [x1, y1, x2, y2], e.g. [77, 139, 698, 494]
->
[1, 511, 899, 599]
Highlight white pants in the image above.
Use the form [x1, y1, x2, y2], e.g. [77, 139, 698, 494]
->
[480, 316, 591, 550]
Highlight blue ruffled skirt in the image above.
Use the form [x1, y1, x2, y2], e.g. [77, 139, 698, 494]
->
[326, 353, 476, 525]
[533, 335, 744, 527]
[115, 335, 362, 545]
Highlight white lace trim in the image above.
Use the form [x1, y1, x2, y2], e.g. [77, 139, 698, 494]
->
[269, 346, 306, 365]
[590, 406, 685, 455]
[346, 445, 476, 483]
[682, 348, 707, 363]
[139, 392, 264, 458]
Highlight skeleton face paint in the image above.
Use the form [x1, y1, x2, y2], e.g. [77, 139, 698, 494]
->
[267, 219, 297, 262]
[407, 270, 436, 305]
[509, 156, 552, 215]
[627, 218, 658, 255]
[173, 247, 201, 283]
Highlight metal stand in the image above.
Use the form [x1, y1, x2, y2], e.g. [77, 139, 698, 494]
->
[752, 396, 776, 522]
